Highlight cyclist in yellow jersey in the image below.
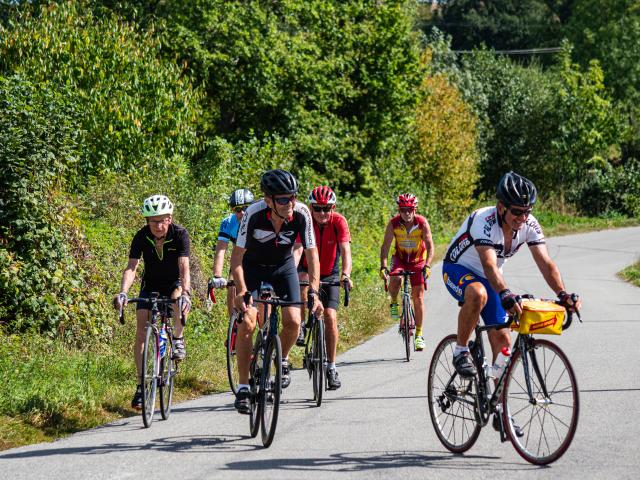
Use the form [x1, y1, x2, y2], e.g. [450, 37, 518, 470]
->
[380, 194, 434, 351]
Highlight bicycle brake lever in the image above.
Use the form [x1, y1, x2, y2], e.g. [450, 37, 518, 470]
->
[570, 293, 582, 322]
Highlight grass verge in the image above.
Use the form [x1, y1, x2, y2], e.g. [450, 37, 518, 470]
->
[619, 261, 640, 288]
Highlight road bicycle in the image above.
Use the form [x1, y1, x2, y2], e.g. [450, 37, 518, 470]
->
[299, 279, 350, 406]
[208, 279, 240, 394]
[238, 283, 303, 447]
[427, 295, 581, 465]
[119, 294, 185, 428]
[384, 270, 419, 361]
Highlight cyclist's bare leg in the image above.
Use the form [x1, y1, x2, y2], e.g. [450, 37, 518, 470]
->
[411, 284, 425, 329]
[487, 328, 511, 362]
[226, 271, 235, 317]
[324, 307, 338, 362]
[280, 305, 302, 359]
[388, 276, 401, 302]
[171, 287, 186, 338]
[298, 271, 310, 327]
[134, 309, 150, 380]
[236, 305, 257, 384]
[457, 282, 487, 346]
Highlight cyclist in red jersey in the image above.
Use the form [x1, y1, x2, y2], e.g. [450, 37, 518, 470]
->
[380, 194, 434, 351]
[296, 186, 352, 389]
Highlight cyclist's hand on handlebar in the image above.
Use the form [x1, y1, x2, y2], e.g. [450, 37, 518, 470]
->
[424, 265, 431, 279]
[558, 291, 581, 312]
[210, 276, 227, 289]
[113, 292, 127, 311]
[341, 274, 353, 290]
[180, 293, 192, 314]
[379, 267, 389, 281]
[310, 294, 324, 317]
[500, 288, 523, 315]
[234, 292, 252, 312]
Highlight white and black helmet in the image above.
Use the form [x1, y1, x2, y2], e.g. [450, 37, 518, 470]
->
[141, 194, 174, 217]
[228, 188, 254, 208]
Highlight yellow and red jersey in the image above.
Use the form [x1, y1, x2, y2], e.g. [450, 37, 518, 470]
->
[391, 214, 428, 265]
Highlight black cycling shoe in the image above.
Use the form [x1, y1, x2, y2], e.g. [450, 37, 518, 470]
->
[327, 368, 341, 390]
[493, 413, 524, 438]
[131, 385, 143, 410]
[295, 325, 306, 347]
[453, 351, 477, 378]
[234, 387, 251, 414]
[281, 360, 291, 389]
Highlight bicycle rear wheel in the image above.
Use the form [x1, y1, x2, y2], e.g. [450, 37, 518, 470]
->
[249, 341, 261, 438]
[502, 338, 579, 465]
[427, 334, 481, 453]
[226, 312, 240, 395]
[260, 335, 282, 447]
[312, 318, 325, 407]
[159, 338, 175, 420]
[141, 325, 159, 428]
[402, 297, 411, 361]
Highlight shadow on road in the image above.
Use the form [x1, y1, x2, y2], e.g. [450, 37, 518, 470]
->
[223, 450, 540, 472]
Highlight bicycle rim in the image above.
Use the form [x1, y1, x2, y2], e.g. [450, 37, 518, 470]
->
[503, 339, 580, 465]
[403, 298, 411, 361]
[159, 340, 175, 420]
[249, 340, 261, 438]
[226, 314, 240, 395]
[141, 325, 158, 428]
[313, 319, 325, 406]
[260, 336, 282, 447]
[427, 334, 481, 453]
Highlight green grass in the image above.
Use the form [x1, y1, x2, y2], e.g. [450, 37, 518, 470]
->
[619, 262, 640, 288]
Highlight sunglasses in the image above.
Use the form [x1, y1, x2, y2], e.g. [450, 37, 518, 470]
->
[508, 206, 533, 217]
[312, 206, 332, 213]
[399, 208, 415, 214]
[233, 206, 249, 213]
[274, 195, 296, 205]
[148, 218, 171, 226]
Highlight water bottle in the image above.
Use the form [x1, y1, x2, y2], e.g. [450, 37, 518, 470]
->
[159, 326, 167, 358]
[492, 347, 511, 378]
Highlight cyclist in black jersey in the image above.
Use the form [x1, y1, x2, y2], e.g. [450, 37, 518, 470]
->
[230, 169, 323, 413]
[113, 195, 192, 410]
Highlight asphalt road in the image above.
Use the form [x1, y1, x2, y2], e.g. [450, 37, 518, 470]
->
[2, 227, 639, 479]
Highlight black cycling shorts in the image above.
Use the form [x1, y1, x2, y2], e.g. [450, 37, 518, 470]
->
[136, 280, 182, 311]
[243, 257, 301, 303]
[319, 275, 340, 310]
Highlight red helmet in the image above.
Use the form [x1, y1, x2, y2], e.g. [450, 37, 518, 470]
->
[308, 186, 337, 205]
[396, 193, 418, 209]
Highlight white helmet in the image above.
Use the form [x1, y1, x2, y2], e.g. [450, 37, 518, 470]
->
[141, 195, 174, 217]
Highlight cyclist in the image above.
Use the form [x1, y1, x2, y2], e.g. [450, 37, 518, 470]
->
[113, 195, 191, 410]
[230, 169, 323, 413]
[296, 186, 353, 390]
[210, 188, 254, 314]
[442, 171, 581, 380]
[380, 193, 434, 351]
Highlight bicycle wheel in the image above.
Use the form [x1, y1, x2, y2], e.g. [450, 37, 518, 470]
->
[402, 296, 411, 361]
[260, 335, 282, 447]
[312, 318, 325, 407]
[427, 334, 481, 453]
[141, 324, 159, 428]
[226, 312, 240, 395]
[502, 339, 579, 465]
[249, 342, 261, 439]
[159, 338, 175, 420]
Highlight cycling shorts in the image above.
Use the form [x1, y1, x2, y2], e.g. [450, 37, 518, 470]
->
[243, 257, 301, 303]
[390, 256, 426, 288]
[136, 281, 182, 311]
[442, 263, 508, 326]
[319, 275, 340, 310]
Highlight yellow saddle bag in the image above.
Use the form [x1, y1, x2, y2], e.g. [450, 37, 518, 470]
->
[511, 299, 565, 335]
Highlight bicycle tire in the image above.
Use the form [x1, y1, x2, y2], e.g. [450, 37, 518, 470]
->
[260, 335, 282, 447]
[427, 334, 481, 453]
[402, 296, 411, 362]
[159, 337, 175, 420]
[226, 312, 240, 395]
[502, 338, 579, 465]
[312, 318, 325, 407]
[141, 325, 159, 428]
[249, 342, 261, 439]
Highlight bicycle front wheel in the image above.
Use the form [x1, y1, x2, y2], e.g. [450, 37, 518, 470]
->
[141, 325, 159, 428]
[226, 312, 240, 395]
[427, 334, 481, 453]
[260, 335, 282, 447]
[159, 338, 175, 420]
[402, 297, 412, 361]
[503, 338, 579, 465]
[312, 318, 325, 406]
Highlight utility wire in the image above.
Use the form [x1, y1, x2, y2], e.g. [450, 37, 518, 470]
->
[453, 47, 563, 55]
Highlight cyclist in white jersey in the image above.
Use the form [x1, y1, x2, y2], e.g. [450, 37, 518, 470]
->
[442, 171, 581, 379]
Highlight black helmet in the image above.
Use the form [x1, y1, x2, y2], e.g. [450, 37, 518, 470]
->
[260, 169, 299, 196]
[496, 171, 537, 207]
[228, 188, 254, 207]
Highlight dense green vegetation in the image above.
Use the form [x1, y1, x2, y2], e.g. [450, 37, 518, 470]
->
[0, 0, 638, 448]
[620, 262, 640, 288]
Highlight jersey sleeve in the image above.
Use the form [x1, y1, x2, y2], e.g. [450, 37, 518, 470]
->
[525, 215, 546, 246]
[236, 208, 251, 249]
[469, 212, 493, 247]
[128, 229, 144, 259]
[177, 228, 191, 257]
[217, 216, 232, 244]
[335, 214, 351, 243]
[296, 203, 316, 249]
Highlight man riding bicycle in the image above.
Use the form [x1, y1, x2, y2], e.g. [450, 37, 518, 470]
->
[210, 188, 254, 314]
[380, 194, 435, 351]
[296, 186, 353, 390]
[230, 169, 323, 413]
[113, 195, 191, 410]
[442, 171, 581, 379]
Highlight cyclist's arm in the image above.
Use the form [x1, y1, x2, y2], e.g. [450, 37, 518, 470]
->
[292, 241, 304, 267]
[119, 258, 140, 294]
[230, 245, 248, 294]
[339, 241, 352, 277]
[212, 239, 228, 277]
[477, 246, 508, 293]
[379, 222, 394, 269]
[305, 247, 321, 292]
[422, 220, 435, 267]
[529, 244, 565, 295]
[178, 256, 191, 294]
